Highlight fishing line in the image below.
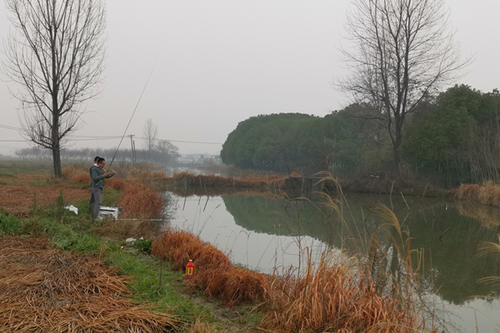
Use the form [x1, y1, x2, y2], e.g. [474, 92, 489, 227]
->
[109, 67, 156, 167]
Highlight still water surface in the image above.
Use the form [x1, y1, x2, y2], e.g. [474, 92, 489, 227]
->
[167, 192, 500, 332]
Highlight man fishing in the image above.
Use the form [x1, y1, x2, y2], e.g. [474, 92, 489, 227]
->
[89, 157, 115, 221]
[89, 156, 100, 215]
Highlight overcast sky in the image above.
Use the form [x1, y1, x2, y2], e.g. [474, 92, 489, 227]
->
[0, 0, 499, 156]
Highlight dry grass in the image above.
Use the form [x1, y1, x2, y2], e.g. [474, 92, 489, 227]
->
[152, 231, 270, 306]
[107, 177, 126, 191]
[63, 165, 126, 191]
[260, 253, 426, 333]
[150, 230, 428, 333]
[170, 172, 274, 188]
[186, 319, 219, 333]
[127, 167, 168, 187]
[455, 181, 500, 208]
[0, 175, 88, 216]
[93, 219, 163, 241]
[0, 236, 178, 332]
[119, 182, 164, 219]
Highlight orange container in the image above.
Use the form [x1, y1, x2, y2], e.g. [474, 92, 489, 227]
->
[185, 259, 195, 279]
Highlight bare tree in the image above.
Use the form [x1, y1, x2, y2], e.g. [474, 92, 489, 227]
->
[343, 0, 462, 174]
[143, 118, 158, 152]
[6, 0, 105, 177]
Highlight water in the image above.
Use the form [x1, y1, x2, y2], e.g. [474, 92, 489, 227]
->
[167, 192, 500, 332]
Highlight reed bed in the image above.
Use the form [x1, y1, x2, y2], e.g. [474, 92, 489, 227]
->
[119, 182, 164, 219]
[170, 172, 269, 188]
[260, 252, 426, 333]
[0, 236, 178, 332]
[151, 230, 429, 332]
[126, 167, 169, 187]
[107, 177, 126, 190]
[62, 165, 89, 185]
[455, 181, 500, 208]
[152, 231, 270, 305]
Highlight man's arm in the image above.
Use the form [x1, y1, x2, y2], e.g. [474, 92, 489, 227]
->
[105, 171, 115, 179]
[90, 167, 106, 182]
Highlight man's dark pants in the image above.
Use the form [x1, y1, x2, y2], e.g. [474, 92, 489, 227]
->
[90, 187, 103, 221]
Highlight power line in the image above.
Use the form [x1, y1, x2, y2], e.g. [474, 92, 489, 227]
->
[0, 139, 27, 143]
[0, 123, 223, 145]
[135, 136, 222, 145]
[0, 124, 23, 131]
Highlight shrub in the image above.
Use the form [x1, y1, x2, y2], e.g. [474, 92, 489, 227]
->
[119, 182, 163, 219]
[152, 230, 269, 305]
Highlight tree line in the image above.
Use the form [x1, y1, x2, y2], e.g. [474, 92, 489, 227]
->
[16, 143, 180, 166]
[221, 85, 500, 187]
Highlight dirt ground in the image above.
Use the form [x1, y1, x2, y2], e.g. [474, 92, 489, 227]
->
[0, 174, 89, 216]
[0, 236, 177, 332]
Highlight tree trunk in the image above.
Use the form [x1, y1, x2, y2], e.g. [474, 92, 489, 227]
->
[52, 144, 62, 178]
[52, 115, 62, 177]
[392, 145, 401, 178]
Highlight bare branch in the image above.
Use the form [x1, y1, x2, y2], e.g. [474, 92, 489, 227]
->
[342, 0, 464, 172]
[5, 0, 105, 177]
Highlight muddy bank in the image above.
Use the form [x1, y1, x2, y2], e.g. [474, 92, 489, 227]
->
[161, 172, 449, 198]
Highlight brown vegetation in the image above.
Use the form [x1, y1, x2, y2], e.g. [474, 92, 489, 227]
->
[152, 230, 428, 332]
[163, 172, 287, 197]
[170, 172, 269, 187]
[0, 173, 88, 216]
[455, 181, 500, 208]
[62, 164, 89, 185]
[261, 254, 425, 333]
[62, 165, 125, 190]
[126, 167, 168, 188]
[93, 219, 164, 241]
[119, 182, 164, 219]
[152, 230, 270, 306]
[0, 236, 178, 332]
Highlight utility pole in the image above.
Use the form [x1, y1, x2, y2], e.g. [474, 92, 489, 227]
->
[129, 134, 136, 164]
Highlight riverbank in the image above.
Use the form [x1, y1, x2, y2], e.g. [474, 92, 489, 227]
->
[0, 164, 434, 332]
[0, 166, 260, 332]
[162, 170, 451, 199]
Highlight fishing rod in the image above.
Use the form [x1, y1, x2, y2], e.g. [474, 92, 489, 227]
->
[108, 68, 156, 168]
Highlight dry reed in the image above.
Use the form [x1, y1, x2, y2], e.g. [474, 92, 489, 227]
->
[107, 177, 125, 191]
[455, 181, 500, 208]
[119, 182, 164, 219]
[152, 227, 429, 331]
[127, 167, 168, 187]
[260, 252, 425, 333]
[152, 231, 270, 305]
[62, 165, 90, 185]
[0, 236, 178, 332]
[171, 172, 271, 188]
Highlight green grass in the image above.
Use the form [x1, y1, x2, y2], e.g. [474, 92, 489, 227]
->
[0, 159, 53, 175]
[107, 249, 214, 322]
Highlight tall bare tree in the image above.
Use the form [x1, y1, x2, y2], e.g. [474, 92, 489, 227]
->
[143, 118, 158, 152]
[6, 0, 105, 177]
[343, 0, 462, 174]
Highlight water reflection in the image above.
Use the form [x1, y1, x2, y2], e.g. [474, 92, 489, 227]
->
[168, 192, 500, 332]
